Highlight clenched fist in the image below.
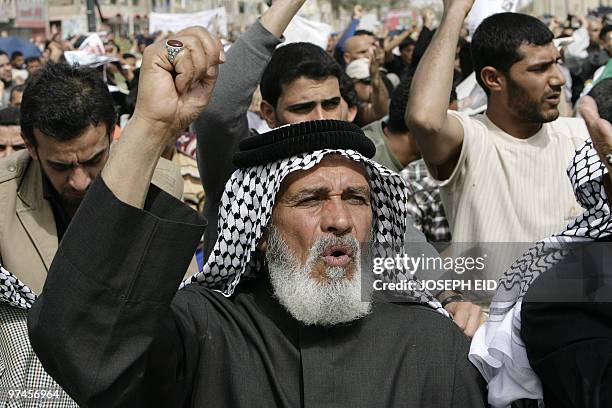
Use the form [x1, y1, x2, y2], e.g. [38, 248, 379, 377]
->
[133, 26, 225, 140]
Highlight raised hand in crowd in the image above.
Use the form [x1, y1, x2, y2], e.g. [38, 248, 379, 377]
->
[353, 4, 363, 20]
[441, 0, 476, 16]
[580, 95, 612, 200]
[103, 26, 224, 208]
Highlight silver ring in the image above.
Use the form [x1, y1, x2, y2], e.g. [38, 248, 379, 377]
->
[165, 39, 184, 64]
[606, 153, 612, 167]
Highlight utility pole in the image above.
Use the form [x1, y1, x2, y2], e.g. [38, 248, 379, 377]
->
[86, 0, 97, 32]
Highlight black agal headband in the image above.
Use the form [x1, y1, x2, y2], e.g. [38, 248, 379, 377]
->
[233, 120, 376, 168]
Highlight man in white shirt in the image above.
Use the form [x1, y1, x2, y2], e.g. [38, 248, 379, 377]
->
[407, 0, 589, 244]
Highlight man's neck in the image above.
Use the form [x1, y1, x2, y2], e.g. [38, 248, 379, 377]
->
[382, 123, 420, 167]
[485, 101, 542, 140]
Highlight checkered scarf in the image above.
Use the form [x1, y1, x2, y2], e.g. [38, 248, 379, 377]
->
[181, 149, 447, 314]
[0, 264, 37, 310]
[493, 139, 610, 310]
[470, 139, 612, 407]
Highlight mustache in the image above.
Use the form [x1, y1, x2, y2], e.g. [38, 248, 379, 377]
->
[543, 88, 562, 99]
[311, 234, 359, 260]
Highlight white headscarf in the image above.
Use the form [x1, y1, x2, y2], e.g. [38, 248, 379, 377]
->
[181, 148, 447, 314]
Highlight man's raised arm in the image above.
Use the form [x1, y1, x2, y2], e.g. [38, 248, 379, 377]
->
[27, 28, 223, 407]
[406, 0, 473, 179]
[195, 0, 305, 256]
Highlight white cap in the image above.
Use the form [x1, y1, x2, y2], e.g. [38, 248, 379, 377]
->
[345, 58, 370, 80]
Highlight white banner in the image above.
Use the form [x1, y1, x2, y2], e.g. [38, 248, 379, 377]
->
[282, 15, 332, 50]
[149, 8, 228, 38]
[356, 14, 380, 33]
[467, 0, 527, 36]
[64, 33, 117, 68]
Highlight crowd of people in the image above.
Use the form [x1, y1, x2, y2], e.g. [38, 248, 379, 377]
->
[0, 0, 611, 406]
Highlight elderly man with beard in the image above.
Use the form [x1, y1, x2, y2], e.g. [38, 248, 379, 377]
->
[28, 27, 487, 407]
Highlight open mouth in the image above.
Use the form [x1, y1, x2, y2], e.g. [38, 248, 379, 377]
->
[321, 245, 353, 267]
[545, 93, 561, 105]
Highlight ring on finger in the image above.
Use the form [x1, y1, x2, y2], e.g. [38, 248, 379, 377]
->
[165, 39, 184, 64]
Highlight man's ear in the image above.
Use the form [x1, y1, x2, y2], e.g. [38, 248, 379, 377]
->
[260, 100, 279, 129]
[343, 52, 351, 66]
[23, 134, 37, 160]
[256, 228, 269, 252]
[480, 67, 504, 94]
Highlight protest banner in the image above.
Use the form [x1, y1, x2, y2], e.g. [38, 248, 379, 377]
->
[64, 33, 117, 68]
[149, 8, 228, 38]
[282, 15, 332, 50]
[467, 0, 532, 35]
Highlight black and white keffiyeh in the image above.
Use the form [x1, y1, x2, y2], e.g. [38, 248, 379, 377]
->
[0, 264, 37, 310]
[181, 147, 446, 314]
[469, 139, 612, 407]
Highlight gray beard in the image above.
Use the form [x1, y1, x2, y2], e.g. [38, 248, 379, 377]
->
[265, 226, 372, 326]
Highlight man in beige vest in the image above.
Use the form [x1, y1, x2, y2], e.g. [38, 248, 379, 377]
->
[0, 62, 183, 407]
[0, 62, 183, 295]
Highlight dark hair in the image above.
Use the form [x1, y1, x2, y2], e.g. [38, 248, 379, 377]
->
[10, 51, 23, 60]
[260, 43, 343, 108]
[25, 56, 41, 65]
[20, 62, 116, 146]
[0, 50, 7, 58]
[471, 13, 554, 95]
[399, 37, 415, 51]
[122, 53, 136, 60]
[0, 107, 20, 126]
[387, 76, 412, 134]
[10, 84, 25, 99]
[450, 87, 458, 104]
[105, 40, 119, 51]
[458, 40, 473, 80]
[339, 72, 358, 108]
[354, 29, 374, 37]
[589, 78, 612, 123]
[601, 25, 612, 41]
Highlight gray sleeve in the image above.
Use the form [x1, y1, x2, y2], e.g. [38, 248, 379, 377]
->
[194, 19, 281, 256]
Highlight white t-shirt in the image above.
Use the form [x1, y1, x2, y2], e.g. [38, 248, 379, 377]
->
[435, 111, 589, 243]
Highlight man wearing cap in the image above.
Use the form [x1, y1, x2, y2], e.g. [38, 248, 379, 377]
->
[345, 56, 389, 126]
[29, 27, 487, 407]
[343, 33, 376, 66]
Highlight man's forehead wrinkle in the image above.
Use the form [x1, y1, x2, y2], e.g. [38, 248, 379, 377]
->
[47, 143, 104, 162]
[516, 42, 558, 64]
[287, 95, 341, 109]
[289, 183, 370, 197]
[280, 77, 341, 104]
[39, 134, 109, 165]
